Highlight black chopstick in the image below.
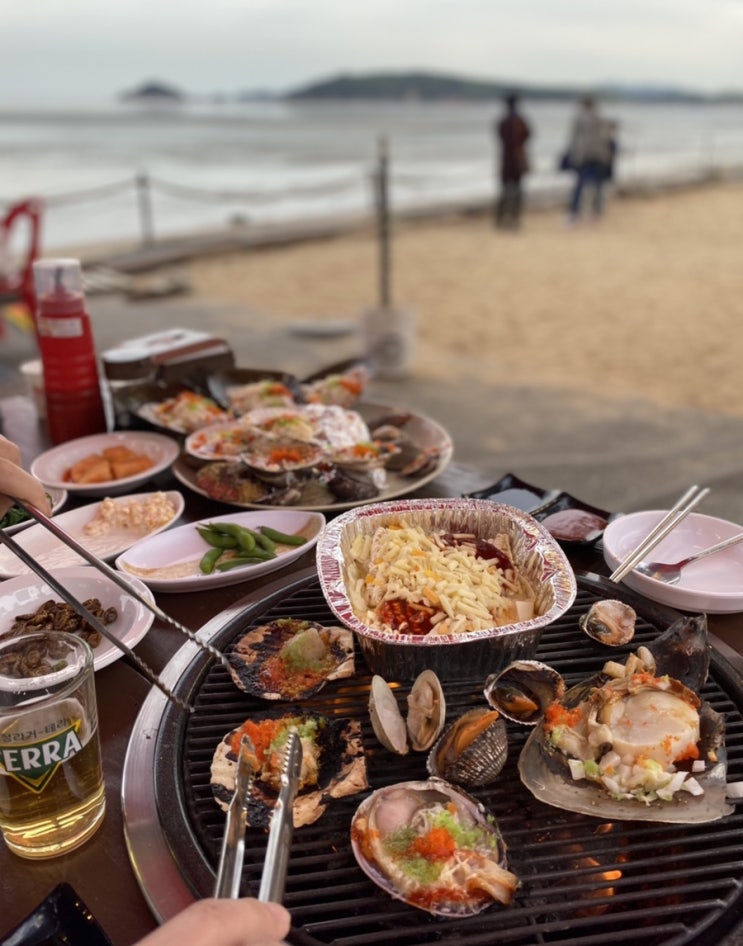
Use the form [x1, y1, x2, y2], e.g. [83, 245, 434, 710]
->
[0, 526, 192, 713]
[11, 498, 227, 668]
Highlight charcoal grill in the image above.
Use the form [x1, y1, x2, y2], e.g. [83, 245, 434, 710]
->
[122, 568, 743, 945]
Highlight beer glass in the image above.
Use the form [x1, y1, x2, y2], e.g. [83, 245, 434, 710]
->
[0, 631, 106, 858]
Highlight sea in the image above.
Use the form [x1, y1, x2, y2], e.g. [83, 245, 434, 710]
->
[2, 96, 743, 253]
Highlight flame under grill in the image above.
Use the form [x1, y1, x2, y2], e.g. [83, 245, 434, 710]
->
[152, 574, 743, 946]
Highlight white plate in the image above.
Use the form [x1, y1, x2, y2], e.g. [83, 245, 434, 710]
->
[603, 510, 743, 613]
[0, 490, 185, 578]
[0, 565, 155, 671]
[30, 430, 180, 497]
[1, 485, 68, 535]
[115, 509, 325, 592]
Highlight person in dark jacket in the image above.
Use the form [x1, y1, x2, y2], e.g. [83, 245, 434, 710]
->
[494, 93, 531, 230]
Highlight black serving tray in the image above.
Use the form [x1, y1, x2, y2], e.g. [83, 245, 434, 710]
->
[0, 883, 113, 946]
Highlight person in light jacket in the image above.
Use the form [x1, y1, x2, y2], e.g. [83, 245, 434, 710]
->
[565, 96, 616, 222]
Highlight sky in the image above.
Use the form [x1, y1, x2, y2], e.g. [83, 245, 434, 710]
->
[0, 0, 741, 103]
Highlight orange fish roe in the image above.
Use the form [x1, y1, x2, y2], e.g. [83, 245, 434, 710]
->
[413, 827, 457, 861]
[230, 717, 297, 761]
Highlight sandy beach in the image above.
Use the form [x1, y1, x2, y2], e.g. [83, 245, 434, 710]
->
[183, 178, 743, 417]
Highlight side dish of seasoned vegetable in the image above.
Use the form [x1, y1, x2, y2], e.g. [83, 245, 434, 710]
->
[196, 521, 308, 574]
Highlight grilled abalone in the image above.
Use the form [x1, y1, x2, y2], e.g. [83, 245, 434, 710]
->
[350, 778, 519, 915]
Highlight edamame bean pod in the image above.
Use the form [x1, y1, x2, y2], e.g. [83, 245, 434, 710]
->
[199, 547, 224, 574]
[259, 525, 308, 546]
[214, 556, 273, 572]
[197, 527, 239, 549]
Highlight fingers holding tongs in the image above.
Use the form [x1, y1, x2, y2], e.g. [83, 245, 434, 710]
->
[609, 484, 710, 584]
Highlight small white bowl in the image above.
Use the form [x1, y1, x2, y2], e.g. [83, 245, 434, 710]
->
[0, 565, 155, 671]
[602, 510, 743, 613]
[30, 430, 180, 498]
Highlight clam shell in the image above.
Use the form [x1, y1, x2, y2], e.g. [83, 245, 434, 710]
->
[427, 706, 508, 787]
[369, 675, 409, 755]
[406, 669, 446, 751]
[484, 659, 565, 725]
[350, 777, 518, 916]
[579, 598, 636, 646]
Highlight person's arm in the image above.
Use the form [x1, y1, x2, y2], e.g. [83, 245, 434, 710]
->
[133, 899, 291, 946]
[0, 436, 51, 518]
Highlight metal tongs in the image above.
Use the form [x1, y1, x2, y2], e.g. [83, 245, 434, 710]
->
[609, 484, 710, 584]
[214, 734, 257, 899]
[0, 498, 229, 713]
[259, 730, 303, 903]
[213, 730, 302, 903]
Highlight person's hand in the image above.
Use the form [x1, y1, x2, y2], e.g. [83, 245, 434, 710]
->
[133, 899, 290, 946]
[0, 436, 51, 519]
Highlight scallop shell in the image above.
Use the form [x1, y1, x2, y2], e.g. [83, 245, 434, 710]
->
[350, 778, 518, 916]
[369, 675, 409, 755]
[579, 599, 636, 646]
[406, 669, 446, 751]
[427, 706, 508, 787]
[240, 436, 326, 485]
[484, 659, 565, 725]
[226, 619, 355, 700]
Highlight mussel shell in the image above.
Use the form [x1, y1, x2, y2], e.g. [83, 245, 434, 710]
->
[350, 777, 516, 916]
[484, 659, 565, 725]
[579, 598, 636, 646]
[406, 669, 446, 751]
[227, 619, 355, 700]
[427, 707, 508, 787]
[648, 613, 710, 692]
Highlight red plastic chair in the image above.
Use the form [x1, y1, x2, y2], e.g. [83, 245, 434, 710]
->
[0, 198, 44, 330]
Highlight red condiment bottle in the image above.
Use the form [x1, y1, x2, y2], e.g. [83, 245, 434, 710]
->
[32, 258, 108, 445]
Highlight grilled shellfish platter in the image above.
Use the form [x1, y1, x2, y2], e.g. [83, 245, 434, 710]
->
[171, 402, 453, 511]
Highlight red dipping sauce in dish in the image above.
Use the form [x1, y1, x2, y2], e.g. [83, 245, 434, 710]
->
[540, 508, 608, 541]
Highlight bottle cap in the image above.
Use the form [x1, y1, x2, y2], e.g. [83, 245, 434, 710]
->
[32, 258, 83, 299]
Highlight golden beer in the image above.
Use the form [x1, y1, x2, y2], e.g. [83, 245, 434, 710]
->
[0, 633, 106, 859]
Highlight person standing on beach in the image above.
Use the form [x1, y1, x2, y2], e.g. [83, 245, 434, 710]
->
[494, 93, 531, 230]
[564, 95, 615, 223]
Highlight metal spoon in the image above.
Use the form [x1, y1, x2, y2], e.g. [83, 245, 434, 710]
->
[635, 531, 743, 584]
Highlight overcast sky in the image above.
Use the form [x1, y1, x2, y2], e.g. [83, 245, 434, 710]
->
[1, 0, 741, 103]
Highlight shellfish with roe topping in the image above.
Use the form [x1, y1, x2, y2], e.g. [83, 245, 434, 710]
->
[211, 711, 368, 828]
[519, 620, 731, 823]
[427, 707, 508, 787]
[579, 599, 637, 646]
[227, 618, 355, 701]
[350, 778, 519, 916]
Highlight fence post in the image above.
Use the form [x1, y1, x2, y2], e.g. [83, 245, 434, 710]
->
[135, 171, 155, 246]
[376, 137, 390, 308]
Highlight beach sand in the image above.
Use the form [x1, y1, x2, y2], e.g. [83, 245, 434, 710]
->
[184, 178, 743, 417]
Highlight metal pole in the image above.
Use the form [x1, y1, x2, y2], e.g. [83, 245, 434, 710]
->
[377, 137, 390, 308]
[135, 171, 155, 246]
